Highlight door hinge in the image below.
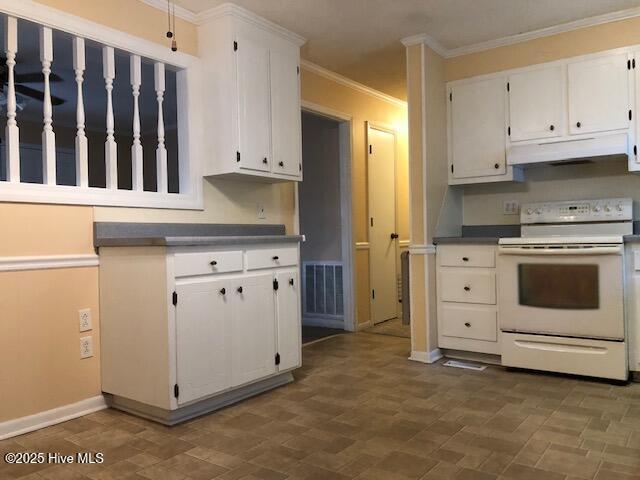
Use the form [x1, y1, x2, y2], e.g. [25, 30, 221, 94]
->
[449, 92, 452, 101]
[507, 126, 511, 136]
[297, 65, 300, 74]
[507, 82, 510, 92]
[172, 291, 178, 306]
[275, 353, 281, 365]
[451, 164, 454, 174]
[236, 151, 241, 162]
[370, 217, 374, 227]
[299, 163, 302, 172]
[635, 145, 637, 156]
[629, 110, 633, 121]
[372, 289, 375, 299]
[369, 144, 372, 154]
[233, 41, 238, 51]
[174, 384, 179, 398]
[273, 278, 279, 291]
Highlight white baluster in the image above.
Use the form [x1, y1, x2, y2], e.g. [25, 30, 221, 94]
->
[40, 26, 56, 185]
[4, 17, 19, 183]
[103, 46, 117, 189]
[154, 62, 167, 193]
[73, 37, 88, 188]
[130, 55, 143, 191]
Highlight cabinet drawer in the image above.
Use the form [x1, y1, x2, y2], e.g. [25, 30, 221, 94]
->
[438, 246, 495, 268]
[174, 251, 243, 277]
[246, 246, 298, 270]
[440, 303, 497, 342]
[439, 269, 496, 304]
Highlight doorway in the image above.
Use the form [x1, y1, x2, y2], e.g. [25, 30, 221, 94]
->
[298, 104, 355, 344]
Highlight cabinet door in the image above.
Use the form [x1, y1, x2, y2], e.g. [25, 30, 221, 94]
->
[271, 49, 302, 178]
[176, 279, 231, 405]
[275, 270, 301, 371]
[236, 34, 271, 172]
[450, 77, 507, 179]
[568, 53, 631, 135]
[508, 66, 564, 141]
[230, 273, 277, 386]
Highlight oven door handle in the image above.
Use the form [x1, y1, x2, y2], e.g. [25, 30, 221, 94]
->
[498, 246, 622, 255]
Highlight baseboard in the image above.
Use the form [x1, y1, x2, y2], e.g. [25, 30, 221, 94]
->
[409, 348, 442, 364]
[0, 395, 107, 440]
[631, 371, 640, 383]
[302, 316, 345, 329]
[356, 321, 372, 331]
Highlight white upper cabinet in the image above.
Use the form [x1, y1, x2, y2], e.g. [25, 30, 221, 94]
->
[449, 76, 515, 182]
[568, 52, 631, 135]
[508, 65, 565, 142]
[199, 6, 306, 182]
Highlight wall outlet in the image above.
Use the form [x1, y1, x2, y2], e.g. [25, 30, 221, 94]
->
[79, 308, 92, 332]
[257, 203, 266, 219]
[503, 200, 520, 215]
[80, 336, 93, 359]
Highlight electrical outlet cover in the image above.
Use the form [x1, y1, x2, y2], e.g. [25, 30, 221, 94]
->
[257, 203, 266, 219]
[503, 200, 520, 215]
[80, 336, 93, 359]
[79, 308, 92, 332]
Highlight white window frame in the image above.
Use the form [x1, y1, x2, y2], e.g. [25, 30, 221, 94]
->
[0, 0, 204, 210]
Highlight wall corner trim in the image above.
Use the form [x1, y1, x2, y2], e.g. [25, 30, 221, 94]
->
[408, 348, 443, 364]
[0, 254, 99, 272]
[0, 395, 107, 441]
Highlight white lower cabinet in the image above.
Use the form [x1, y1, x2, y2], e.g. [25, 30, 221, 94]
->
[99, 242, 302, 423]
[436, 245, 500, 355]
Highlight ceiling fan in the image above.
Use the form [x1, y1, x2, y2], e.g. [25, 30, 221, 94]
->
[0, 56, 65, 106]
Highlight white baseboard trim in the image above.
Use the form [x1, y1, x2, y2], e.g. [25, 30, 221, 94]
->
[0, 254, 99, 272]
[0, 395, 107, 440]
[356, 321, 372, 331]
[302, 316, 345, 329]
[409, 348, 443, 364]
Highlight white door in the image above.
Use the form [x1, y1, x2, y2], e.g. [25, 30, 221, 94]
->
[568, 52, 631, 135]
[368, 126, 397, 324]
[176, 279, 231, 405]
[236, 34, 271, 172]
[450, 77, 507, 178]
[270, 49, 302, 178]
[230, 273, 277, 386]
[275, 270, 301, 371]
[508, 65, 564, 141]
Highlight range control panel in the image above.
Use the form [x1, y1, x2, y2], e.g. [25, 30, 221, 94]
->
[520, 198, 633, 224]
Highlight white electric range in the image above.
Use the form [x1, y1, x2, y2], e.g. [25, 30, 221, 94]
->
[497, 198, 632, 380]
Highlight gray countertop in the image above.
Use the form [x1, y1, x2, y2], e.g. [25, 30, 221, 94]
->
[433, 225, 521, 245]
[94, 222, 303, 247]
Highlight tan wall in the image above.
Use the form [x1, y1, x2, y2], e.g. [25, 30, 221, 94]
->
[300, 68, 409, 326]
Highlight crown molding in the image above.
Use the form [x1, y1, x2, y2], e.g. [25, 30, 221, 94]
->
[300, 60, 407, 108]
[402, 6, 640, 59]
[138, 0, 198, 23]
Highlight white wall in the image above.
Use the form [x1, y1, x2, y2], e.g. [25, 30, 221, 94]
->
[463, 156, 640, 225]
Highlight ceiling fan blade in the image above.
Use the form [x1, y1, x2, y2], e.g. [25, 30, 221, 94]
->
[15, 72, 63, 83]
[15, 84, 65, 105]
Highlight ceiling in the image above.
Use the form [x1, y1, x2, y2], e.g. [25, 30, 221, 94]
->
[171, 0, 640, 100]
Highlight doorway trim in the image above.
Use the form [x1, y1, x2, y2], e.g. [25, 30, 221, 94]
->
[298, 101, 356, 332]
[366, 121, 400, 325]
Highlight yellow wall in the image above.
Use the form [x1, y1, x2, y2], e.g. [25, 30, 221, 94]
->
[300, 68, 409, 326]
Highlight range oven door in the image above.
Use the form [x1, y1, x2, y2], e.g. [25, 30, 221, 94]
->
[497, 245, 624, 340]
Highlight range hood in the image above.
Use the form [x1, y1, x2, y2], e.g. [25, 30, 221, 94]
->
[507, 132, 630, 166]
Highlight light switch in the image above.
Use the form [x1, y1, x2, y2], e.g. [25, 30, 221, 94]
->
[503, 200, 520, 215]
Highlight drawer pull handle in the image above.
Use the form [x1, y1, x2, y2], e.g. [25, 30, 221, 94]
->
[210, 260, 218, 266]
[462, 257, 469, 262]
[464, 286, 471, 291]
[272, 256, 279, 261]
[279, 161, 284, 167]
[219, 288, 226, 295]
[464, 322, 471, 327]
[289, 278, 294, 286]
[237, 286, 243, 294]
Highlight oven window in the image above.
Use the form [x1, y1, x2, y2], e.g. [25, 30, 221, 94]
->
[518, 264, 599, 309]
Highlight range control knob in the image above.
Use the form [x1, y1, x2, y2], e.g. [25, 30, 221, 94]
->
[605, 205, 612, 212]
[526, 208, 534, 215]
[593, 206, 601, 212]
[535, 208, 542, 215]
[617, 204, 624, 212]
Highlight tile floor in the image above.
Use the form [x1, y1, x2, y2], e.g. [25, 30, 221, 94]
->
[2, 333, 640, 480]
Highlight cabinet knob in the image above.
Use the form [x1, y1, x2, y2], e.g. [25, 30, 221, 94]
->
[390, 233, 399, 240]
[272, 256, 279, 261]
[464, 285, 471, 291]
[262, 157, 268, 164]
[494, 163, 500, 169]
[237, 286, 243, 294]
[464, 322, 471, 327]
[210, 260, 217, 266]
[462, 257, 469, 262]
[219, 288, 226, 295]
[278, 161, 284, 167]
[289, 278, 294, 286]
[549, 125, 555, 131]
[576, 121, 581, 128]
